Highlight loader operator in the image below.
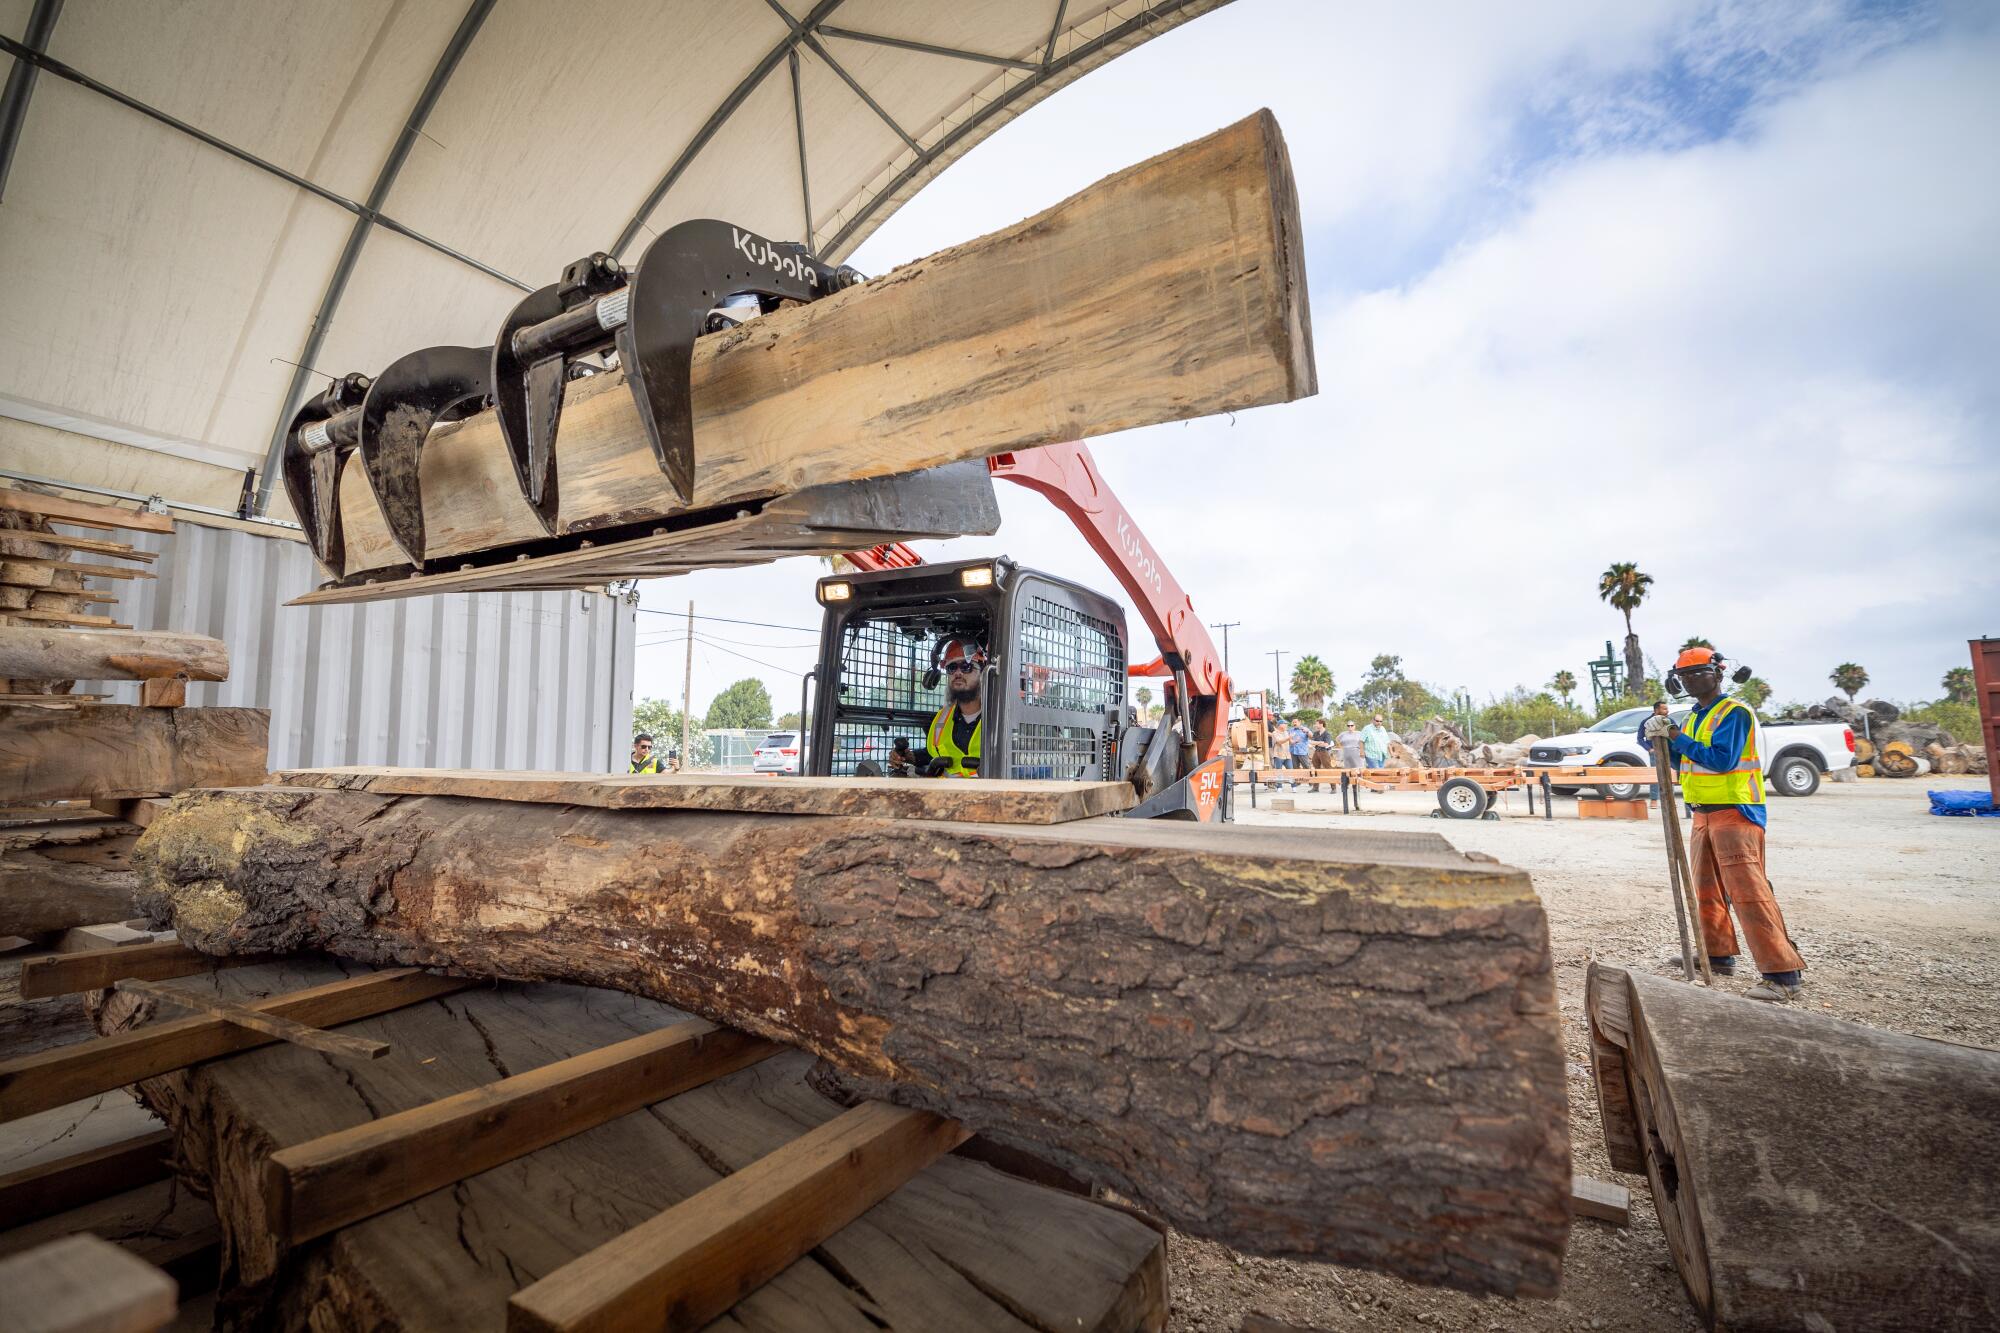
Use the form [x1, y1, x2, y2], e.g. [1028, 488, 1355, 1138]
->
[1642, 646, 1806, 1002]
[922, 638, 985, 778]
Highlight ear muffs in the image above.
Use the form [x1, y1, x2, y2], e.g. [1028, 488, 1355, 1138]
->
[1731, 664, 1753, 684]
[922, 638, 948, 691]
[1665, 670, 1684, 697]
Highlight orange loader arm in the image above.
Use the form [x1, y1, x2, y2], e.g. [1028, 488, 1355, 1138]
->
[844, 442, 1233, 763]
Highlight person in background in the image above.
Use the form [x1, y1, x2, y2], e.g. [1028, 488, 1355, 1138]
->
[1288, 718, 1312, 790]
[1267, 714, 1292, 777]
[1337, 719, 1364, 769]
[1360, 715, 1392, 770]
[629, 733, 662, 774]
[1308, 718, 1334, 791]
[1642, 646, 1807, 1002]
[924, 639, 986, 777]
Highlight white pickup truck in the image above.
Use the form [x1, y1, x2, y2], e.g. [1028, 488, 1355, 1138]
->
[1524, 704, 1856, 799]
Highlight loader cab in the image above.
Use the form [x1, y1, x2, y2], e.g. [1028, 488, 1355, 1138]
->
[807, 558, 1128, 781]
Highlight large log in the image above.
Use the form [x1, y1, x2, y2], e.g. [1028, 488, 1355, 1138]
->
[0, 628, 228, 682]
[1587, 964, 2000, 1330]
[0, 705, 267, 804]
[134, 785, 1569, 1295]
[324, 110, 1315, 583]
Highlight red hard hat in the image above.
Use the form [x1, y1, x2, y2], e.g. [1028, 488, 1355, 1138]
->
[1673, 646, 1720, 670]
[940, 638, 984, 667]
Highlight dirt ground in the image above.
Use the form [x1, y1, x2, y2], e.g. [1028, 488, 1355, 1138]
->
[1168, 774, 2000, 1332]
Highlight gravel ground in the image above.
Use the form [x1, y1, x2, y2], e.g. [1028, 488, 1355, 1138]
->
[1168, 775, 2000, 1333]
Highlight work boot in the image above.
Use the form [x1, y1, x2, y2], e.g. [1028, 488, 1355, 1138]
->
[1745, 978, 1803, 1003]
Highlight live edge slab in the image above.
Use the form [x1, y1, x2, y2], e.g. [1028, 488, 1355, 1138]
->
[97, 959, 1166, 1333]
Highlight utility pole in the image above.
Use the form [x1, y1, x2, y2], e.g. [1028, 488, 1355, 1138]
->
[1209, 621, 1240, 677]
[681, 600, 695, 771]
[1268, 649, 1288, 707]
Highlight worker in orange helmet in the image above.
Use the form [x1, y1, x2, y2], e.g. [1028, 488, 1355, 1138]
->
[1642, 645, 1806, 1001]
[924, 638, 986, 777]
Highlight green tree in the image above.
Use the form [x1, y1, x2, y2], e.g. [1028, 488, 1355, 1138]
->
[1829, 662, 1869, 703]
[1134, 685, 1153, 720]
[1551, 670, 1577, 706]
[1943, 666, 1975, 704]
[1343, 654, 1447, 727]
[1737, 676, 1772, 710]
[1904, 699, 1978, 744]
[630, 698, 711, 768]
[1475, 688, 1588, 744]
[1597, 563, 1653, 694]
[777, 712, 803, 730]
[1680, 636, 1713, 650]
[1289, 655, 1334, 710]
[704, 677, 774, 730]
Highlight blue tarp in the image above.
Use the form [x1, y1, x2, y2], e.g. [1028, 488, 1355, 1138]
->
[1928, 789, 1998, 817]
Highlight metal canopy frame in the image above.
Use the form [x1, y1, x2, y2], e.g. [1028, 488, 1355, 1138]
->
[2, 0, 1214, 513]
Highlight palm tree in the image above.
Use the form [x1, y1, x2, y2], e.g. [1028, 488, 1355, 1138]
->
[1597, 563, 1654, 694]
[1290, 655, 1334, 710]
[1551, 670, 1577, 707]
[1830, 662, 1869, 703]
[1135, 685, 1153, 720]
[1681, 636, 1713, 650]
[1739, 676, 1772, 710]
[1942, 666, 1974, 704]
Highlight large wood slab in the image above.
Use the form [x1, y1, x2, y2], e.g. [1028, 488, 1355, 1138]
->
[0, 628, 227, 683]
[272, 767, 1137, 822]
[325, 110, 1314, 584]
[0, 705, 267, 804]
[103, 960, 1166, 1332]
[137, 787, 1569, 1294]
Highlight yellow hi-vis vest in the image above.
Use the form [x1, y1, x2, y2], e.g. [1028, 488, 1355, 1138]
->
[1678, 695, 1764, 806]
[927, 704, 982, 778]
[629, 756, 661, 774]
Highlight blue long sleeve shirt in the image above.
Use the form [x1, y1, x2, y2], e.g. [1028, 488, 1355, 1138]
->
[1641, 697, 1766, 828]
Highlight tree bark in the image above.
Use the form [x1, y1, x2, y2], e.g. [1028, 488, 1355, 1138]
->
[0, 706, 267, 804]
[1588, 964, 2000, 1330]
[134, 785, 1570, 1296]
[0, 628, 228, 683]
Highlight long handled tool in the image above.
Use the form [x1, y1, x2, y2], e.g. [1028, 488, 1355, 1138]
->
[1647, 712, 1712, 985]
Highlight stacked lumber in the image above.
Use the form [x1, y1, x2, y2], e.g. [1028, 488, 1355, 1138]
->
[0, 487, 164, 644]
[133, 776, 1573, 1296]
[28, 958, 1172, 1330]
[1587, 964, 2000, 1330]
[301, 110, 1315, 600]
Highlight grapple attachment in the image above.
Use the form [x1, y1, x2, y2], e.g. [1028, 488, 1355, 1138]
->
[490, 223, 861, 533]
[357, 344, 491, 565]
[280, 372, 371, 571]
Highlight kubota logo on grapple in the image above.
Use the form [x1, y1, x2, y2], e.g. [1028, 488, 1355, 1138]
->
[731, 228, 817, 286]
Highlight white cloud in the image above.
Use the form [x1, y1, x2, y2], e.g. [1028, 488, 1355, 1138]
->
[638, 2, 1998, 719]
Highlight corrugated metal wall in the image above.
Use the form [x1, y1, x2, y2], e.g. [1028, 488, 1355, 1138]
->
[77, 521, 635, 771]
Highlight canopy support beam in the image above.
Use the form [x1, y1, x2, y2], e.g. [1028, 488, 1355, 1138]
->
[0, 0, 62, 205]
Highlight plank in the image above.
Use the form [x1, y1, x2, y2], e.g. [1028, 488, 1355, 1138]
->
[107, 961, 1167, 1330]
[0, 968, 470, 1122]
[273, 765, 1136, 823]
[116, 978, 390, 1061]
[3, 609, 126, 628]
[0, 705, 266, 804]
[0, 488, 175, 535]
[507, 1100, 971, 1333]
[19, 941, 256, 999]
[0, 1129, 172, 1227]
[323, 111, 1313, 584]
[1570, 1174, 1630, 1227]
[0, 557, 157, 583]
[0, 630, 227, 684]
[0, 531, 157, 561]
[268, 1020, 780, 1244]
[0, 1234, 178, 1333]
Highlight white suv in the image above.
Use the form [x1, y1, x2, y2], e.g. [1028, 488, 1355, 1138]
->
[1524, 705, 1854, 799]
[752, 732, 804, 775]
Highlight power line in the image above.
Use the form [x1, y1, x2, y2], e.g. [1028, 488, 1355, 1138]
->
[636, 607, 820, 634]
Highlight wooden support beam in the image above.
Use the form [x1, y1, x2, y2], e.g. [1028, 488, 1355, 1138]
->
[1569, 1175, 1630, 1227]
[0, 968, 469, 1122]
[274, 766, 1135, 823]
[268, 1020, 780, 1244]
[0, 1234, 178, 1333]
[137, 678, 186, 708]
[18, 940, 255, 999]
[323, 111, 1314, 586]
[0, 488, 175, 534]
[0, 629, 226, 684]
[508, 1100, 969, 1333]
[0, 557, 158, 583]
[0, 1128, 173, 1226]
[0, 530, 157, 562]
[138, 785, 1570, 1292]
[116, 977, 389, 1061]
[0, 705, 266, 804]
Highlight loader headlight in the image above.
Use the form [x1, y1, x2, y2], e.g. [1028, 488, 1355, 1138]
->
[820, 581, 852, 603]
[959, 565, 994, 588]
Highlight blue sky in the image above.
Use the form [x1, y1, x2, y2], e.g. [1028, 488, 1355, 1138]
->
[636, 0, 1999, 720]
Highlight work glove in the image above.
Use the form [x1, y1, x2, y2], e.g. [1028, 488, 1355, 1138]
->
[923, 756, 955, 778]
[1642, 712, 1675, 739]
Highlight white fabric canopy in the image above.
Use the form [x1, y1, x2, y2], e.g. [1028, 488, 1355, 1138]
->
[0, 0, 1225, 506]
